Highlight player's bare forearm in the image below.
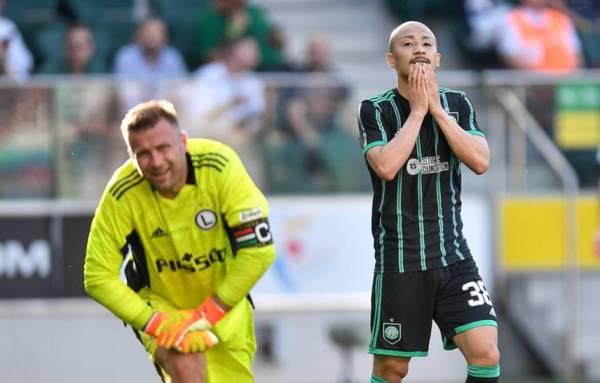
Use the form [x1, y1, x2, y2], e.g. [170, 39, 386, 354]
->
[366, 112, 425, 181]
[432, 109, 489, 174]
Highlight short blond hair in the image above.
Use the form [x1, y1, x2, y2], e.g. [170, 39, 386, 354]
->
[120, 99, 179, 141]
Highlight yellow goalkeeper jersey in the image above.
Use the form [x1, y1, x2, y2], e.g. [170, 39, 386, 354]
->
[84, 138, 275, 330]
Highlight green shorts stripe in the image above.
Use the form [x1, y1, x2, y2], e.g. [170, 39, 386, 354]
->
[368, 347, 428, 357]
[455, 319, 497, 334]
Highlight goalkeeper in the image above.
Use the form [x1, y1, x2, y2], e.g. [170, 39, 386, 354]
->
[84, 99, 275, 383]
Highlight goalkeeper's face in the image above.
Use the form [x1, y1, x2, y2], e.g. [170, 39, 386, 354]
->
[128, 118, 188, 199]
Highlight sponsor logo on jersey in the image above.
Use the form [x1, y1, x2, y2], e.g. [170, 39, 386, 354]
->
[239, 207, 262, 223]
[151, 227, 168, 238]
[155, 248, 225, 273]
[233, 218, 273, 248]
[195, 209, 217, 230]
[406, 155, 449, 176]
[489, 307, 496, 317]
[383, 322, 401, 344]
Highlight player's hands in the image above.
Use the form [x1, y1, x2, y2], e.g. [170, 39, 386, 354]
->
[407, 63, 428, 117]
[175, 330, 219, 353]
[423, 64, 443, 115]
[144, 310, 202, 349]
[143, 296, 227, 350]
[188, 296, 228, 332]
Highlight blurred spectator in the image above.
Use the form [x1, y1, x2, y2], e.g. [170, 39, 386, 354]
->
[299, 33, 333, 73]
[497, 0, 583, 72]
[55, 81, 123, 198]
[113, 16, 187, 111]
[39, 23, 106, 74]
[463, 0, 510, 53]
[191, 0, 283, 70]
[549, 0, 600, 67]
[265, 34, 367, 193]
[181, 36, 265, 183]
[113, 16, 187, 76]
[0, 12, 33, 81]
[183, 36, 264, 137]
[282, 35, 347, 155]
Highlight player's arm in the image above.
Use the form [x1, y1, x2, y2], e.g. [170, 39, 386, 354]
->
[216, 146, 275, 307]
[84, 191, 156, 330]
[191, 145, 276, 329]
[362, 63, 428, 181]
[85, 189, 217, 351]
[424, 64, 489, 175]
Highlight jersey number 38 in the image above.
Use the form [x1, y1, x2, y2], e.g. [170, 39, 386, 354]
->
[462, 280, 492, 307]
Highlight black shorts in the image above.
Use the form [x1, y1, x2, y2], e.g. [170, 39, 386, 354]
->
[369, 257, 497, 357]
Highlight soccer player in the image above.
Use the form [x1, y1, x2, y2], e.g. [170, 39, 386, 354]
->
[84, 100, 275, 383]
[357, 22, 500, 383]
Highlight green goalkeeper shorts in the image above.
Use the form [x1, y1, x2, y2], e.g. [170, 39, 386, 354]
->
[135, 288, 257, 383]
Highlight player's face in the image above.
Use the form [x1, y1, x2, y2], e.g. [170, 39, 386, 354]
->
[386, 24, 441, 79]
[128, 118, 188, 199]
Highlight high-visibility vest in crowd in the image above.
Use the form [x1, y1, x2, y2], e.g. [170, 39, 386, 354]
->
[508, 8, 578, 73]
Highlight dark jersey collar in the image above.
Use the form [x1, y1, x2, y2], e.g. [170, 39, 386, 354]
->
[185, 152, 196, 185]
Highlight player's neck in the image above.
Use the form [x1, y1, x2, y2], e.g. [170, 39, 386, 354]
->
[396, 77, 410, 99]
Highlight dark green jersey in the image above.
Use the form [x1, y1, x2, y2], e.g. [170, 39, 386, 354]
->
[358, 88, 485, 273]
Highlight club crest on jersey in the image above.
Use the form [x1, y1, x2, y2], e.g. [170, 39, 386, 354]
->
[195, 209, 217, 230]
[383, 322, 401, 344]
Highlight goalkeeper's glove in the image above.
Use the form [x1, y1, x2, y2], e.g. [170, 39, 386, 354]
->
[175, 330, 219, 353]
[143, 310, 202, 349]
[187, 296, 228, 332]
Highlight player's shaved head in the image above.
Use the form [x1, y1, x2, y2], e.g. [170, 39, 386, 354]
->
[388, 21, 437, 52]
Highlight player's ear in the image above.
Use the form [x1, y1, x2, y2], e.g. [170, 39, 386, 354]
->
[435, 52, 441, 68]
[180, 129, 188, 150]
[386, 52, 395, 69]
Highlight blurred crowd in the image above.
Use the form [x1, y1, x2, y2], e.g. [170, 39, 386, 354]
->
[0, 0, 598, 198]
[0, 0, 366, 197]
[385, 0, 600, 72]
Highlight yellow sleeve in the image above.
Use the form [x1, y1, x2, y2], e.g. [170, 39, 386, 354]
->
[215, 145, 276, 307]
[84, 186, 154, 330]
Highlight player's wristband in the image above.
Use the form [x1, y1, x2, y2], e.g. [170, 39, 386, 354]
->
[143, 312, 162, 335]
[197, 296, 227, 327]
